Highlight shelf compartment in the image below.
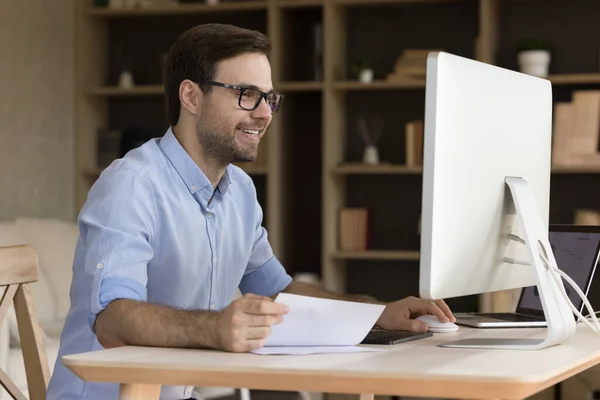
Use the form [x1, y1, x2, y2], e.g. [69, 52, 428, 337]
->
[549, 74, 600, 85]
[86, 1, 268, 17]
[331, 250, 420, 260]
[332, 163, 422, 175]
[278, 81, 323, 92]
[333, 163, 600, 175]
[333, 79, 425, 90]
[332, 0, 462, 6]
[84, 164, 269, 179]
[277, 0, 324, 8]
[85, 85, 164, 97]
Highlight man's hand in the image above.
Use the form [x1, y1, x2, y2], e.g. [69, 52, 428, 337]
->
[216, 293, 289, 352]
[376, 296, 455, 332]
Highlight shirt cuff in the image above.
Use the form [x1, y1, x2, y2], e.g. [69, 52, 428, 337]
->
[88, 273, 147, 332]
[239, 256, 292, 297]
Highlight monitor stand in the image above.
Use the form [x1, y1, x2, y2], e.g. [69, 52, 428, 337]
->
[441, 176, 577, 350]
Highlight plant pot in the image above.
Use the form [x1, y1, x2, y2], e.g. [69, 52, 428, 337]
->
[363, 145, 379, 165]
[359, 69, 374, 83]
[518, 50, 551, 78]
[118, 71, 134, 88]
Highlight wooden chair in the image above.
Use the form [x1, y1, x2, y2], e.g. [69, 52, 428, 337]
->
[0, 245, 50, 400]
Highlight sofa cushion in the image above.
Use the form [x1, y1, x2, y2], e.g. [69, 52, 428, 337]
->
[14, 218, 78, 329]
[0, 219, 78, 346]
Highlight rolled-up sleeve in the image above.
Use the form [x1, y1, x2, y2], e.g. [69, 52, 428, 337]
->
[239, 190, 292, 297]
[79, 167, 156, 332]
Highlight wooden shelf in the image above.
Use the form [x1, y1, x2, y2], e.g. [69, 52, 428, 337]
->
[332, 163, 600, 175]
[333, 79, 425, 91]
[84, 165, 268, 180]
[549, 73, 600, 85]
[85, 85, 164, 97]
[233, 163, 269, 175]
[331, 250, 420, 261]
[331, 0, 460, 6]
[551, 165, 600, 174]
[86, 1, 268, 17]
[277, 0, 324, 8]
[332, 163, 422, 175]
[278, 81, 323, 92]
[82, 168, 103, 179]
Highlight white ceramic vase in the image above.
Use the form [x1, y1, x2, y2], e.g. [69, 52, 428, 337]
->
[118, 71, 134, 88]
[363, 145, 379, 165]
[518, 50, 551, 78]
[359, 69, 374, 83]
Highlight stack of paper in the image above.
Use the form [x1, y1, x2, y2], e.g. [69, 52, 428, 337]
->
[251, 293, 386, 355]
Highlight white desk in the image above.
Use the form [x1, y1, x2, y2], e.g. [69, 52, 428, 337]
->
[63, 325, 600, 400]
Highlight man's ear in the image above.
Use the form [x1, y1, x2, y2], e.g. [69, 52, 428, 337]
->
[179, 79, 201, 116]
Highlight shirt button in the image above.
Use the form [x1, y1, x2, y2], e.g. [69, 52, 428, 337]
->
[191, 185, 197, 191]
[210, 304, 216, 310]
[96, 263, 103, 270]
[212, 257, 217, 263]
[206, 212, 213, 217]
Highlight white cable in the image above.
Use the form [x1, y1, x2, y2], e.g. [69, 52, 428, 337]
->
[506, 233, 600, 334]
[538, 245, 600, 333]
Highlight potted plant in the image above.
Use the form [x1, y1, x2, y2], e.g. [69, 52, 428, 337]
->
[516, 38, 551, 78]
[351, 59, 374, 83]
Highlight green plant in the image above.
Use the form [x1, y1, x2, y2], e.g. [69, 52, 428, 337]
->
[351, 59, 371, 76]
[516, 38, 551, 53]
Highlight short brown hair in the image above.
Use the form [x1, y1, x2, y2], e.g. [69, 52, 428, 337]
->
[163, 23, 271, 126]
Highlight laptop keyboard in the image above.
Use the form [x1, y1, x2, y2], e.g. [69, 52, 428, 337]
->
[476, 313, 544, 322]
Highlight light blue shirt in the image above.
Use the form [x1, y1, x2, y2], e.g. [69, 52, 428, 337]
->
[46, 127, 293, 400]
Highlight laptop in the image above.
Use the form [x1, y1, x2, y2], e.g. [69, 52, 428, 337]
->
[454, 224, 600, 328]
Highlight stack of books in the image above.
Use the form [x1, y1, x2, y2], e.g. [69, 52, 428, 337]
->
[552, 90, 600, 167]
[386, 49, 439, 81]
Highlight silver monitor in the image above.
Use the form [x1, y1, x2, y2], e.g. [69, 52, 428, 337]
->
[418, 52, 577, 350]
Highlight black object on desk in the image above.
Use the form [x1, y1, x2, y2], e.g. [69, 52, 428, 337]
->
[361, 329, 433, 345]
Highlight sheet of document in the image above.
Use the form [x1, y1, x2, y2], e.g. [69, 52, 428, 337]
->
[262, 293, 386, 347]
[251, 346, 383, 355]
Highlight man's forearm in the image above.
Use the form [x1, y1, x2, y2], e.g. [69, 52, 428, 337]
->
[94, 299, 220, 349]
[282, 282, 386, 305]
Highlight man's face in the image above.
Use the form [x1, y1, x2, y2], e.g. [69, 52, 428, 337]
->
[196, 52, 275, 165]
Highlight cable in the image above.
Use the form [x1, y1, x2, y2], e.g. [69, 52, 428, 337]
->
[505, 233, 600, 334]
[537, 242, 600, 333]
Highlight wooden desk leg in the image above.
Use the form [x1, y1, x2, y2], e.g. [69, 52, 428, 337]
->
[118, 383, 161, 400]
[359, 394, 374, 400]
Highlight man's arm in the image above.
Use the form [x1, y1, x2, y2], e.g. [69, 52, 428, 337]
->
[280, 281, 386, 305]
[95, 294, 289, 353]
[94, 299, 220, 349]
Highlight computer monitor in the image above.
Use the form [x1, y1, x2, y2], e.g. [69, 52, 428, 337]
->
[418, 52, 578, 350]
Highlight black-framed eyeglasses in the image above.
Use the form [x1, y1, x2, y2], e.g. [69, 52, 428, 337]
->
[199, 80, 283, 114]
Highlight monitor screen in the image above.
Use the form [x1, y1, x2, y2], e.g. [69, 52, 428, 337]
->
[518, 230, 600, 312]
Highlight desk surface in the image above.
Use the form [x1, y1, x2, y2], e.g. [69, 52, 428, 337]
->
[63, 325, 600, 400]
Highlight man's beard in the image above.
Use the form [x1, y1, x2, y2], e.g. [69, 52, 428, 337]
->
[196, 117, 258, 166]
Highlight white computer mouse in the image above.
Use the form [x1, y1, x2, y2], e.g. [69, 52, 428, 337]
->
[416, 315, 459, 333]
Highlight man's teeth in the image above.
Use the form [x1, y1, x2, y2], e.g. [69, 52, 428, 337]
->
[241, 129, 260, 135]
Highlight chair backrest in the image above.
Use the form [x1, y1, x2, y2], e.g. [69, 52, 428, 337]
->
[0, 245, 49, 400]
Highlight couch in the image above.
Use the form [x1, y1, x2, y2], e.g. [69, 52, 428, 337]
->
[0, 218, 241, 400]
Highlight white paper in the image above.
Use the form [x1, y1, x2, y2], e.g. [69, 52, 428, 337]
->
[251, 346, 383, 355]
[263, 293, 386, 347]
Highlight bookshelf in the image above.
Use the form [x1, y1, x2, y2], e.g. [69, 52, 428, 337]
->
[75, 0, 600, 322]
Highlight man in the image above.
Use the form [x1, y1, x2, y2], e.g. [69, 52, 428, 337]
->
[46, 23, 455, 400]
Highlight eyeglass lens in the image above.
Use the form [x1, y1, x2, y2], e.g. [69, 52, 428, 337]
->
[240, 89, 281, 112]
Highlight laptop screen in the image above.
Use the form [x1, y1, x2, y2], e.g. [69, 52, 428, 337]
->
[517, 226, 600, 315]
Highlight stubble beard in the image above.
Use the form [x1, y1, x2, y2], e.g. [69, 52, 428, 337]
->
[196, 114, 259, 167]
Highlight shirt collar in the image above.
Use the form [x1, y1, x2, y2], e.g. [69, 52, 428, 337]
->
[158, 127, 233, 201]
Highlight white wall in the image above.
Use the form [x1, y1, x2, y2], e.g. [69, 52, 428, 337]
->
[0, 0, 75, 221]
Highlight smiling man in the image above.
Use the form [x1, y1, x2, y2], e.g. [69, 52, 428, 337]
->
[46, 24, 454, 400]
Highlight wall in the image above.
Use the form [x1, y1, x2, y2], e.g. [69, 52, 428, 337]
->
[0, 0, 75, 221]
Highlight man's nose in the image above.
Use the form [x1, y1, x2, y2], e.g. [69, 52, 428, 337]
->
[251, 97, 273, 119]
